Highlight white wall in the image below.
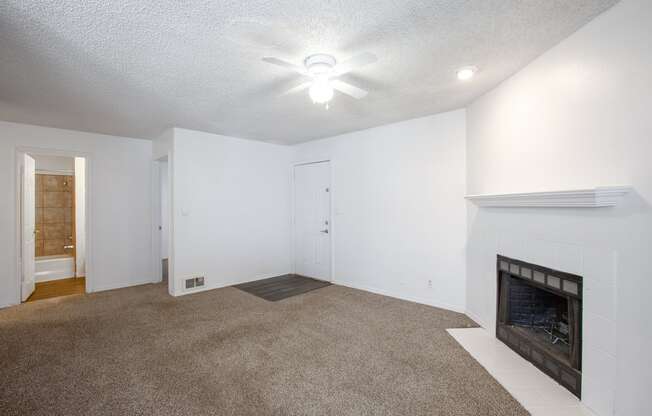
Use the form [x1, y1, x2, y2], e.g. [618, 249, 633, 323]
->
[294, 110, 467, 312]
[171, 128, 293, 296]
[33, 154, 75, 173]
[465, 1, 652, 415]
[153, 128, 173, 161]
[0, 121, 154, 307]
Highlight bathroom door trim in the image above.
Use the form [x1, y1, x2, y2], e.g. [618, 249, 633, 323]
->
[14, 146, 93, 305]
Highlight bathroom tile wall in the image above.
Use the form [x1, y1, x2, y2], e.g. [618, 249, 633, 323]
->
[35, 174, 74, 257]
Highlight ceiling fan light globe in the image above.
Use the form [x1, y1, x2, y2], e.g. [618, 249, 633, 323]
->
[309, 79, 334, 104]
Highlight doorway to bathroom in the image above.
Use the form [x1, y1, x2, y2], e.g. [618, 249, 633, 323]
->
[17, 150, 88, 303]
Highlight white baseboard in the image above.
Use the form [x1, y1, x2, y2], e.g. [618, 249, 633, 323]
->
[171, 271, 292, 297]
[91, 278, 153, 293]
[0, 301, 17, 310]
[334, 280, 466, 314]
[167, 274, 467, 318]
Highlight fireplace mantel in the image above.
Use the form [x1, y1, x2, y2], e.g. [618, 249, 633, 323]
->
[465, 186, 631, 208]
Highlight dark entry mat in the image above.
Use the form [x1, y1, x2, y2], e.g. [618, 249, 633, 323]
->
[234, 274, 331, 302]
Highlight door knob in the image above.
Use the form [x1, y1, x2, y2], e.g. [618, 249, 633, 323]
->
[320, 229, 329, 234]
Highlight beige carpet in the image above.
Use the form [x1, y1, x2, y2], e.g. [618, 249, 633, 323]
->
[0, 282, 528, 415]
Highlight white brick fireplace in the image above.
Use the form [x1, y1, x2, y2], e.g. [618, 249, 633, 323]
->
[465, 197, 629, 415]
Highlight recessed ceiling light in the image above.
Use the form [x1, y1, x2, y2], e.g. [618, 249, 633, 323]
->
[457, 66, 477, 81]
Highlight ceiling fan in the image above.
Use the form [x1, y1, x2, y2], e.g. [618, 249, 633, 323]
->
[262, 52, 377, 108]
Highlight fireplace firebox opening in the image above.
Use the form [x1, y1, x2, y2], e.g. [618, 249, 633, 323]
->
[496, 255, 583, 398]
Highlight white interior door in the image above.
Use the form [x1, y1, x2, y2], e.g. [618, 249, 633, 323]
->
[293, 161, 331, 281]
[21, 154, 36, 301]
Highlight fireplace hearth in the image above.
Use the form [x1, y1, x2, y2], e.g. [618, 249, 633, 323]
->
[496, 255, 582, 397]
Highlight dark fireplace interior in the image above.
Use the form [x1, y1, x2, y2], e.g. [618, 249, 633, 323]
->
[508, 278, 570, 365]
[496, 255, 583, 398]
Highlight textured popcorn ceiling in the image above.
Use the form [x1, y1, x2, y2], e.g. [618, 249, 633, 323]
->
[0, 0, 617, 144]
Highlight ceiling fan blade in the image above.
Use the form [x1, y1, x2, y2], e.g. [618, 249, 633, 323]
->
[281, 81, 312, 96]
[333, 52, 377, 76]
[262, 57, 308, 75]
[331, 80, 368, 99]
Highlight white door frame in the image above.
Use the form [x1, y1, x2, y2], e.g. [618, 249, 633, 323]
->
[14, 146, 93, 304]
[21, 154, 36, 301]
[151, 154, 173, 295]
[290, 158, 334, 282]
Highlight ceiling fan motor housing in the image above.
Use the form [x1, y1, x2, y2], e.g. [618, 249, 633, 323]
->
[305, 54, 337, 76]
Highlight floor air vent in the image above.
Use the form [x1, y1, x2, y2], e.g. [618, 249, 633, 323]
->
[185, 276, 205, 290]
